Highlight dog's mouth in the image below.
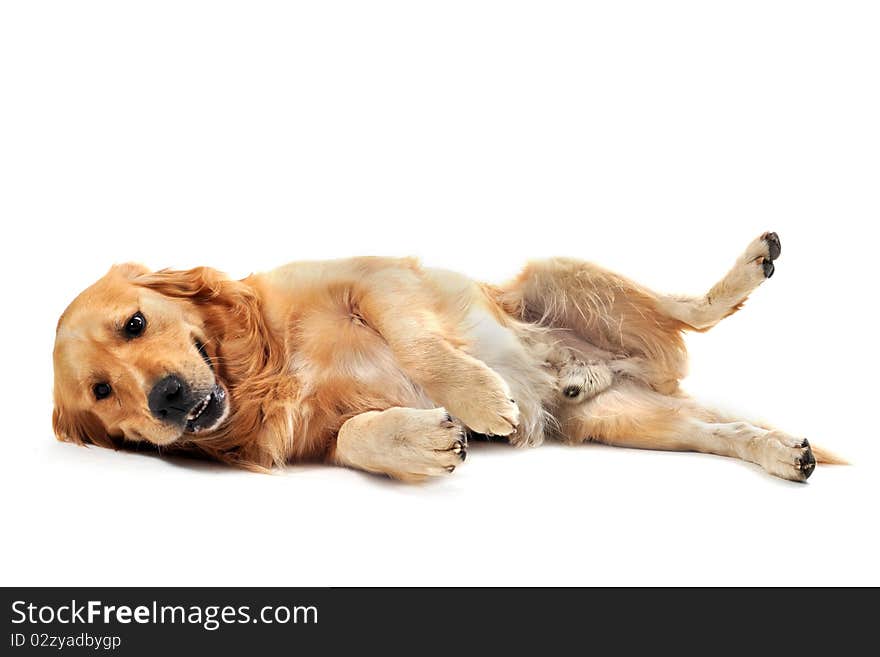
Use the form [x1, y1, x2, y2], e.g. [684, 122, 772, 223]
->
[185, 339, 229, 434]
[184, 384, 227, 434]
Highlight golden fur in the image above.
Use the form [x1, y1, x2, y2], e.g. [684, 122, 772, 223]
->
[52, 233, 844, 481]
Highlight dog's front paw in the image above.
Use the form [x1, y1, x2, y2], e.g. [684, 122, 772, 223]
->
[337, 407, 467, 482]
[444, 371, 520, 436]
[389, 408, 468, 481]
[757, 432, 816, 482]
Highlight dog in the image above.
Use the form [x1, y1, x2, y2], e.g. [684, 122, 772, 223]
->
[52, 232, 844, 481]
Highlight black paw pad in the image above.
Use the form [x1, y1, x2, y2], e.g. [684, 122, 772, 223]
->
[798, 446, 817, 479]
[764, 232, 782, 260]
[563, 385, 582, 398]
[762, 259, 775, 278]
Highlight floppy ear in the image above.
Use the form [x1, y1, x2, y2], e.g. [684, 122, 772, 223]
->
[108, 262, 151, 279]
[134, 267, 230, 302]
[52, 405, 116, 449]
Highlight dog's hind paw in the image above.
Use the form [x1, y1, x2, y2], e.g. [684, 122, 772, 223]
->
[740, 231, 782, 281]
[762, 231, 782, 261]
[757, 432, 816, 482]
[558, 359, 614, 404]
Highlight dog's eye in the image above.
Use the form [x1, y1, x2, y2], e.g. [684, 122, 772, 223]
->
[93, 383, 112, 400]
[124, 312, 146, 338]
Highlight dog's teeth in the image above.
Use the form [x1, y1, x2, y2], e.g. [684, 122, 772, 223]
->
[187, 395, 212, 422]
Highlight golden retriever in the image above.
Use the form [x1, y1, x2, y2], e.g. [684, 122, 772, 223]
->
[52, 232, 844, 481]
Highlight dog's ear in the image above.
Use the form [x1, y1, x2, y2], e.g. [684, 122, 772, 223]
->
[108, 262, 151, 279]
[52, 405, 116, 449]
[134, 267, 230, 302]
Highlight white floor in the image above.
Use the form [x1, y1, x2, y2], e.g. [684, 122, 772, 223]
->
[5, 428, 876, 587]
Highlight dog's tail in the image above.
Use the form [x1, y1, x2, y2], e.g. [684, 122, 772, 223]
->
[812, 444, 850, 466]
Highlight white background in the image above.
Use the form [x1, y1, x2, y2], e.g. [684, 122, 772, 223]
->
[1, 1, 878, 586]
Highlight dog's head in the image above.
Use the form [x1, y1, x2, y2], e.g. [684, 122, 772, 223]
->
[52, 264, 236, 449]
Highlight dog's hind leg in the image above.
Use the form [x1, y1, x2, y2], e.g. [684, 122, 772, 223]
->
[497, 231, 783, 392]
[554, 381, 839, 482]
[498, 257, 690, 391]
[654, 232, 782, 331]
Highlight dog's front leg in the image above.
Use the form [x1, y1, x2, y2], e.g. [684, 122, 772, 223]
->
[333, 407, 467, 481]
[358, 281, 520, 436]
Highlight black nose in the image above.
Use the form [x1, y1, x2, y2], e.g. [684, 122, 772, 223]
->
[148, 375, 193, 425]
